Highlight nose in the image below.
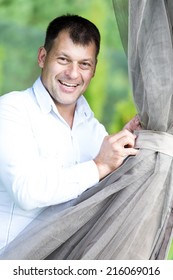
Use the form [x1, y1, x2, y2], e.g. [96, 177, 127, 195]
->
[64, 63, 80, 79]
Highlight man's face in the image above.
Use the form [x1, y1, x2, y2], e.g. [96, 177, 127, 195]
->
[38, 30, 97, 113]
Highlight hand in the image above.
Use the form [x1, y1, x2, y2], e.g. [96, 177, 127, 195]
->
[123, 114, 141, 133]
[94, 129, 138, 180]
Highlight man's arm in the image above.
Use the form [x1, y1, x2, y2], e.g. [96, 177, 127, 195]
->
[0, 95, 139, 210]
[0, 97, 100, 210]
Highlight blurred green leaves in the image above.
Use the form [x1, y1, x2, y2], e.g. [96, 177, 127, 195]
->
[167, 239, 173, 260]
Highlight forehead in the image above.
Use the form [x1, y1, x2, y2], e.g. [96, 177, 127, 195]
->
[50, 31, 97, 60]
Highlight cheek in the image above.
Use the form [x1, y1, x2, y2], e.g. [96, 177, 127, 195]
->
[42, 64, 57, 79]
[83, 73, 94, 86]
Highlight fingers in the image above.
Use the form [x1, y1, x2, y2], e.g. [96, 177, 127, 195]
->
[94, 129, 139, 180]
[107, 129, 139, 157]
[124, 147, 139, 157]
[124, 114, 142, 132]
[109, 129, 136, 147]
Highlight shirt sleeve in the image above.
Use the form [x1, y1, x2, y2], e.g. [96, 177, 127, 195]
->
[0, 96, 100, 211]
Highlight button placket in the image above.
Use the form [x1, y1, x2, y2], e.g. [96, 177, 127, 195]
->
[70, 130, 80, 165]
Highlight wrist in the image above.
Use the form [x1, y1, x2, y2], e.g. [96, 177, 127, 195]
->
[93, 159, 112, 180]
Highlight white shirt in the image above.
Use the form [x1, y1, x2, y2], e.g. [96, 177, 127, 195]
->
[0, 78, 107, 250]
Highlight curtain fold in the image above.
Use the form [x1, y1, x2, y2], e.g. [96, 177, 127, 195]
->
[1, 0, 173, 260]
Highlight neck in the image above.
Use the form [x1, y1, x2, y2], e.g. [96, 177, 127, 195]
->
[56, 104, 76, 129]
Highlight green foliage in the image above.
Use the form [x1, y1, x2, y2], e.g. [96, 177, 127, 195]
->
[109, 92, 137, 132]
[0, 46, 5, 94]
[167, 239, 173, 260]
[0, 0, 135, 133]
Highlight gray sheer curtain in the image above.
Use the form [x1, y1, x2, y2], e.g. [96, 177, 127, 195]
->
[1, 0, 173, 260]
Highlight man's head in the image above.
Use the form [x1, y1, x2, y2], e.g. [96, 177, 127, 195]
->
[38, 15, 100, 120]
[44, 14, 100, 59]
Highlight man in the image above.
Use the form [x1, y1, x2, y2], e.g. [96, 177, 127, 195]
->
[0, 15, 140, 250]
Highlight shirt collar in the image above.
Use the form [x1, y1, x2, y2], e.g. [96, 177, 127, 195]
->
[74, 95, 93, 125]
[32, 77, 93, 122]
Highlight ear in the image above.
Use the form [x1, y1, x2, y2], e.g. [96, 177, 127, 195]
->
[38, 47, 47, 68]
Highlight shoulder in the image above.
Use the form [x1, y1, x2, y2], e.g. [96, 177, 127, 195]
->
[0, 87, 34, 121]
[0, 87, 32, 105]
[0, 84, 36, 113]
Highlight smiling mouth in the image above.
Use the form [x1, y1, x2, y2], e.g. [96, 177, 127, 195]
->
[59, 80, 79, 88]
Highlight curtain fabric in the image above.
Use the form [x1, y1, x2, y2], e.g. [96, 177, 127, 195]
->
[1, 0, 173, 259]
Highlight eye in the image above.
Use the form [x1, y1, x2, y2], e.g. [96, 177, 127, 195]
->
[57, 57, 70, 65]
[80, 62, 92, 70]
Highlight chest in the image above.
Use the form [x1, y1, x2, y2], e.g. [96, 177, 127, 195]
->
[28, 112, 101, 167]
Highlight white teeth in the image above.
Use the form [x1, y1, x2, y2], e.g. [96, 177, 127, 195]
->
[60, 81, 78, 87]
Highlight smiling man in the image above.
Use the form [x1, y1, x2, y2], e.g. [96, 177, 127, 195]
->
[38, 29, 97, 128]
[0, 15, 139, 250]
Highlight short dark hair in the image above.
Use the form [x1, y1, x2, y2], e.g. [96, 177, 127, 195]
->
[44, 14, 100, 57]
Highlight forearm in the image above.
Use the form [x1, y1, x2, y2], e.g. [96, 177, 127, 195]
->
[0, 157, 99, 211]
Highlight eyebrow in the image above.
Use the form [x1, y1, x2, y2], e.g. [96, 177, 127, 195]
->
[80, 59, 95, 65]
[56, 52, 95, 64]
